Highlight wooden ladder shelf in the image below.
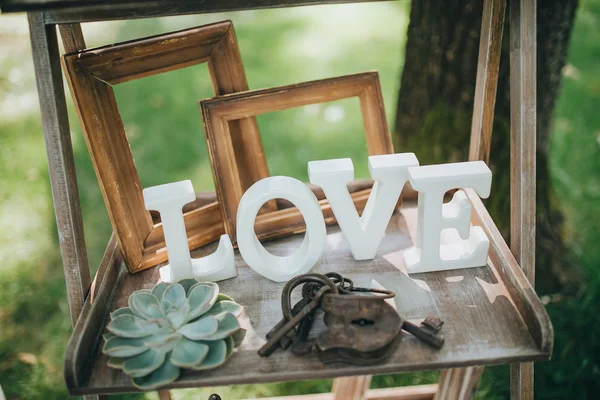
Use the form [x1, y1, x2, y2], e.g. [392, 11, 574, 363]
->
[0, 0, 550, 399]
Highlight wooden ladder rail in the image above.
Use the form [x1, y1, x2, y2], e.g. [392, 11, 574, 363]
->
[508, 0, 537, 398]
[28, 12, 100, 400]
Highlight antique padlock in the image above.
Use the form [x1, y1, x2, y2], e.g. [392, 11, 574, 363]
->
[316, 291, 401, 365]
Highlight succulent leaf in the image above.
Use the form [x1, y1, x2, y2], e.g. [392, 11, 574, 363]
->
[131, 360, 180, 391]
[107, 357, 126, 369]
[215, 293, 234, 303]
[178, 279, 198, 295]
[186, 283, 219, 321]
[110, 307, 134, 320]
[143, 333, 181, 349]
[204, 300, 243, 318]
[170, 338, 209, 368]
[103, 333, 116, 342]
[191, 340, 228, 370]
[108, 314, 168, 338]
[151, 282, 170, 300]
[129, 291, 163, 320]
[199, 312, 240, 341]
[231, 328, 247, 348]
[166, 308, 187, 329]
[177, 315, 219, 340]
[225, 336, 234, 359]
[103, 336, 148, 358]
[123, 348, 166, 378]
[162, 284, 187, 310]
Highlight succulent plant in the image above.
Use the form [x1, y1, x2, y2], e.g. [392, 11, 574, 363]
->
[102, 279, 245, 390]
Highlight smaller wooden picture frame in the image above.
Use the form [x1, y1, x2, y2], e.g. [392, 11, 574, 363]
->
[201, 72, 394, 242]
[62, 21, 267, 273]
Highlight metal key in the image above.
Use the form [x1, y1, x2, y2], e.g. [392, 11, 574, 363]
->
[258, 285, 331, 357]
[265, 295, 313, 350]
[401, 316, 445, 349]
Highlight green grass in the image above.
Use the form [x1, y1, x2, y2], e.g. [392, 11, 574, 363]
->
[0, 0, 599, 398]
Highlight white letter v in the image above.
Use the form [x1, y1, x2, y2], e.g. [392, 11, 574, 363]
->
[308, 153, 419, 260]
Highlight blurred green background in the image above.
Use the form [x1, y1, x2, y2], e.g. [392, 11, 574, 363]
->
[0, 0, 598, 399]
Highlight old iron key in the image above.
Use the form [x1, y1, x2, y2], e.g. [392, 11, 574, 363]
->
[266, 296, 311, 350]
[401, 316, 445, 349]
[258, 285, 332, 357]
[259, 274, 338, 357]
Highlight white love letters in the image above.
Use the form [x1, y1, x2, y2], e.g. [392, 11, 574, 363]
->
[143, 155, 492, 283]
[308, 153, 418, 260]
[402, 161, 492, 273]
[143, 180, 236, 283]
[236, 176, 327, 282]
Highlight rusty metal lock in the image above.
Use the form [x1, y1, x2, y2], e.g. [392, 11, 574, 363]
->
[316, 290, 401, 365]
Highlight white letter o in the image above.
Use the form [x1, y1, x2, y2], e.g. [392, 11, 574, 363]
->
[236, 176, 326, 282]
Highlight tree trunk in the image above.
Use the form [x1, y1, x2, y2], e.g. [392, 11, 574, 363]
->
[394, 0, 580, 294]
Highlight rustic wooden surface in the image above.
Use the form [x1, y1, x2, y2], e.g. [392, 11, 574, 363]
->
[28, 13, 92, 327]
[2, 0, 387, 14]
[201, 72, 394, 242]
[61, 21, 265, 273]
[509, 0, 537, 399]
[64, 202, 551, 395]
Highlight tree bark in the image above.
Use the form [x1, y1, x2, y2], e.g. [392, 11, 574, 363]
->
[394, 0, 580, 294]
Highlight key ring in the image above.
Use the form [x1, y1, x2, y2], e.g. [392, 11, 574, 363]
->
[324, 272, 354, 293]
[281, 274, 338, 321]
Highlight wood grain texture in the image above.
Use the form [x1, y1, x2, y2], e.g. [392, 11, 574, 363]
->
[62, 53, 153, 270]
[58, 23, 85, 53]
[258, 384, 438, 400]
[468, 0, 506, 163]
[28, 13, 91, 327]
[333, 375, 372, 400]
[447, 0, 507, 396]
[33, 1, 390, 24]
[201, 72, 394, 242]
[509, 0, 537, 398]
[435, 367, 484, 400]
[61, 21, 264, 272]
[63, 202, 551, 396]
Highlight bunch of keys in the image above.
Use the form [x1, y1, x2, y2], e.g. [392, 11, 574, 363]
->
[258, 272, 445, 365]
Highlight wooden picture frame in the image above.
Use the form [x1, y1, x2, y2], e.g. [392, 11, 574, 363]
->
[200, 72, 394, 242]
[62, 21, 267, 273]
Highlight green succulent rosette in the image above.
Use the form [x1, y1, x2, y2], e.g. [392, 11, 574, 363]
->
[102, 279, 245, 390]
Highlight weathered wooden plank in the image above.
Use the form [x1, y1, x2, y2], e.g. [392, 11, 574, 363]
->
[58, 23, 85, 53]
[64, 205, 551, 395]
[468, 0, 507, 164]
[31, 1, 389, 24]
[509, 0, 537, 398]
[28, 13, 91, 327]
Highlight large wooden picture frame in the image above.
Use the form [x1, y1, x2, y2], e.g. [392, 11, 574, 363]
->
[62, 21, 267, 273]
[200, 72, 394, 242]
